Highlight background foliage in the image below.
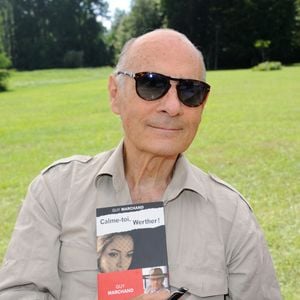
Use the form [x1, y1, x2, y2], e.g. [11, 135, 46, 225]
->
[0, 0, 299, 70]
[161, 0, 298, 69]
[0, 0, 109, 69]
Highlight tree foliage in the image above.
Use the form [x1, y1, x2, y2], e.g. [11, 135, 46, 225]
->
[0, 0, 13, 58]
[0, 1, 12, 92]
[1, 0, 299, 70]
[161, 0, 299, 69]
[107, 0, 164, 65]
[10, 0, 110, 69]
[293, 0, 300, 50]
[254, 40, 271, 62]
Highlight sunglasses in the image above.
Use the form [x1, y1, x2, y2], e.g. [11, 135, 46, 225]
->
[117, 71, 210, 107]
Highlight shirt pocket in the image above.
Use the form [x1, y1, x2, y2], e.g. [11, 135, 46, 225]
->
[59, 243, 97, 272]
[169, 264, 228, 299]
[58, 242, 98, 295]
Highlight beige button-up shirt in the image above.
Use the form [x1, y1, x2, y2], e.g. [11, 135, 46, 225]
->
[0, 142, 281, 299]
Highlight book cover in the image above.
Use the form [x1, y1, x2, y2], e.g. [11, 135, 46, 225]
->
[96, 202, 169, 300]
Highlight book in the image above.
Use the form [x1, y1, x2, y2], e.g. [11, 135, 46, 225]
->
[96, 202, 169, 300]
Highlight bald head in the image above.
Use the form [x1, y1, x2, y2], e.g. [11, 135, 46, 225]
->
[116, 29, 206, 81]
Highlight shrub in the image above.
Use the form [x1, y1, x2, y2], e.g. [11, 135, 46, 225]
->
[63, 50, 84, 68]
[0, 52, 11, 92]
[0, 52, 11, 69]
[0, 69, 10, 91]
[252, 61, 282, 71]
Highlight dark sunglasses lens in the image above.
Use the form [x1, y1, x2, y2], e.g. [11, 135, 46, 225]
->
[135, 73, 169, 100]
[177, 81, 209, 107]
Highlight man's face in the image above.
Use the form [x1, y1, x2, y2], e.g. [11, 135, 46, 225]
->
[109, 33, 207, 159]
[150, 277, 164, 290]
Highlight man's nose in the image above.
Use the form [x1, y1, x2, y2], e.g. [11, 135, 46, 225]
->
[157, 83, 183, 116]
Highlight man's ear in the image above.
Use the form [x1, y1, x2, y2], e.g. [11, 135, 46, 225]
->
[108, 75, 120, 115]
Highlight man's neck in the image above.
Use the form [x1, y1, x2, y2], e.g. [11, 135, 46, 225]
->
[123, 146, 178, 203]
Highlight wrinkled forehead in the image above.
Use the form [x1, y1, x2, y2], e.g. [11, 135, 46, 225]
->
[122, 32, 205, 80]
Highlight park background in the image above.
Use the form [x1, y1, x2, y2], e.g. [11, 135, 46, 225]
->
[0, 0, 299, 299]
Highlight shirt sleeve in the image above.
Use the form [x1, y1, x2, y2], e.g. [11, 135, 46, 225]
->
[0, 174, 61, 299]
[226, 197, 282, 300]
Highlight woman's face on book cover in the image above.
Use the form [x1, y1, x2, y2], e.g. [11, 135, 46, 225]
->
[99, 234, 134, 273]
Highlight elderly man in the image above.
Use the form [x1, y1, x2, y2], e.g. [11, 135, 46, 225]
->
[0, 29, 281, 299]
[145, 268, 168, 294]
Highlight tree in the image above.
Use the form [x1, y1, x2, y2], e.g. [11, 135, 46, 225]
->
[252, 0, 296, 64]
[105, 9, 128, 65]
[0, 0, 13, 58]
[161, 0, 298, 69]
[292, 0, 300, 61]
[10, 0, 109, 69]
[50, 0, 109, 67]
[160, 0, 212, 66]
[108, 0, 164, 65]
[254, 40, 271, 62]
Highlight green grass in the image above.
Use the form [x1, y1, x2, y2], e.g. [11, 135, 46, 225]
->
[0, 66, 299, 299]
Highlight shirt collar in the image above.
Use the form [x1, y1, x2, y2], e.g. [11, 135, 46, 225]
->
[163, 154, 207, 202]
[96, 140, 207, 201]
[96, 140, 127, 192]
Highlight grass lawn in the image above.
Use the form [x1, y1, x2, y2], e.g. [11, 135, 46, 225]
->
[0, 66, 299, 299]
